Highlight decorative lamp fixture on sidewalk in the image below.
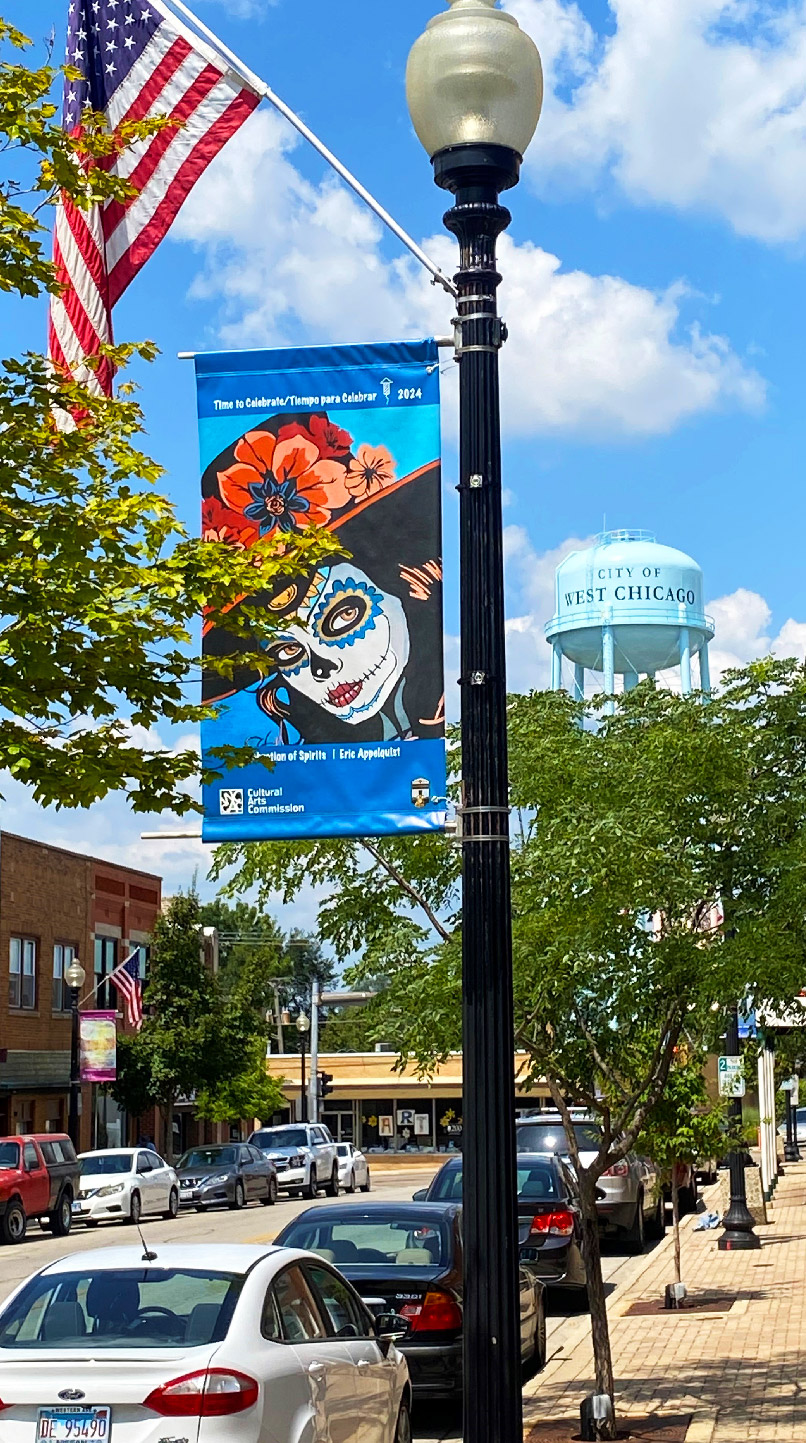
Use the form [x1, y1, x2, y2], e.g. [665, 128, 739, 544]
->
[718, 1003, 760, 1250]
[406, 6, 543, 1443]
[66, 958, 86, 1148]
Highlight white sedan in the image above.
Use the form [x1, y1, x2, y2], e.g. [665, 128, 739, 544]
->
[336, 1142, 370, 1193]
[74, 1148, 179, 1226]
[0, 1243, 412, 1443]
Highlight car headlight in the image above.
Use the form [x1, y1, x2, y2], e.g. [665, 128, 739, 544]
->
[97, 1183, 125, 1197]
[204, 1172, 232, 1186]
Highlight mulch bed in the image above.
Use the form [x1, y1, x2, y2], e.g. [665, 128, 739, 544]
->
[624, 1294, 733, 1316]
[525, 1413, 692, 1442]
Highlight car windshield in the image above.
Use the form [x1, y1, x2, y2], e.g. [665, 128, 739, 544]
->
[516, 1121, 602, 1155]
[79, 1154, 134, 1176]
[252, 1129, 307, 1150]
[428, 1161, 560, 1202]
[178, 1147, 237, 1168]
[0, 1268, 243, 1350]
[279, 1214, 450, 1268]
[0, 1143, 20, 1170]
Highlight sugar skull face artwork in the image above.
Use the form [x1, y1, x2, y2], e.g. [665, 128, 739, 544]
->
[263, 563, 410, 724]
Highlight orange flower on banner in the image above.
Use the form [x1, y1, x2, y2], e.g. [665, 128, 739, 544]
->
[345, 444, 397, 501]
[217, 430, 351, 537]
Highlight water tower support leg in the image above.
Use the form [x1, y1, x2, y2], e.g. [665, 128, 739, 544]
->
[699, 644, 711, 698]
[679, 628, 692, 695]
[602, 623, 615, 713]
[573, 664, 585, 702]
[551, 642, 563, 691]
[623, 669, 639, 691]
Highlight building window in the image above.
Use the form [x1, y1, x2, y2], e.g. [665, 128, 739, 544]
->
[9, 937, 37, 1010]
[93, 936, 117, 1010]
[52, 943, 77, 1013]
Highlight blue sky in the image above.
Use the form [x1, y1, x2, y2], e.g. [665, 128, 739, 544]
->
[3, 0, 806, 901]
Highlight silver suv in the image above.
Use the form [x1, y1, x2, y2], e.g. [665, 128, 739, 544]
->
[515, 1113, 663, 1251]
[248, 1123, 339, 1199]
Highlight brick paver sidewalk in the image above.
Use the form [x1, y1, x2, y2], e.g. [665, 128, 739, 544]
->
[523, 1159, 806, 1442]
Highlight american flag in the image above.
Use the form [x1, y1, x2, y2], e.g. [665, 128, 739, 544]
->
[49, 0, 260, 394]
[109, 948, 144, 1030]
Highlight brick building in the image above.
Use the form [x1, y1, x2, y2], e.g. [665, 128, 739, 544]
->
[0, 832, 161, 1150]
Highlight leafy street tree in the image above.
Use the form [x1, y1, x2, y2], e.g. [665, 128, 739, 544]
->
[213, 663, 806, 1435]
[195, 1038, 286, 1130]
[0, 21, 333, 811]
[637, 1053, 735, 1291]
[111, 892, 251, 1161]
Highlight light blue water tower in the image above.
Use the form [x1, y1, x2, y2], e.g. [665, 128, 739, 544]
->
[545, 529, 715, 706]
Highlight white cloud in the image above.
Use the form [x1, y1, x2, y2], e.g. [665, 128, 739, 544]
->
[510, 0, 806, 244]
[171, 110, 764, 439]
[707, 586, 806, 675]
[199, 0, 277, 17]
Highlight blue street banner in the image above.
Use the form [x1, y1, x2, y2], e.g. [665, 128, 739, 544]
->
[196, 339, 446, 841]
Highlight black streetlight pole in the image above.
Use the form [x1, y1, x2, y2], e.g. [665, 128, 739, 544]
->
[718, 1003, 759, 1251]
[439, 142, 523, 1443]
[65, 957, 86, 1149]
[784, 1084, 800, 1164]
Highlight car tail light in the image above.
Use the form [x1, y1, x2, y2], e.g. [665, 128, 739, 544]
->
[603, 1160, 629, 1177]
[529, 1209, 575, 1237]
[144, 1369, 259, 1417]
[399, 1290, 462, 1333]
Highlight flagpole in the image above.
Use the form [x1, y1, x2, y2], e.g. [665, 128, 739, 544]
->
[79, 949, 139, 1008]
[161, 0, 458, 300]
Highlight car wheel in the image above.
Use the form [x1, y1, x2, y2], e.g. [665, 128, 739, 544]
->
[51, 1194, 73, 1237]
[194, 1205, 204, 1213]
[325, 1164, 339, 1198]
[394, 1400, 412, 1443]
[1, 1199, 27, 1245]
[360, 1168, 371, 1193]
[230, 1180, 246, 1211]
[127, 1191, 142, 1226]
[523, 1294, 547, 1379]
[623, 1196, 645, 1254]
[645, 1195, 665, 1241]
[164, 1188, 179, 1220]
[261, 1176, 278, 1206]
[303, 1169, 318, 1201]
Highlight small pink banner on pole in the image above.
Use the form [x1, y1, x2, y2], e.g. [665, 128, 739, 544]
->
[80, 1010, 117, 1083]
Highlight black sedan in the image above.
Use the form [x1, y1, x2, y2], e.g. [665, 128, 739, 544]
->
[417, 1153, 588, 1299]
[176, 1142, 277, 1210]
[274, 1201, 546, 1401]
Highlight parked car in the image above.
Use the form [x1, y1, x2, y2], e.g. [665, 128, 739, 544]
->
[336, 1142, 371, 1193]
[0, 1243, 412, 1443]
[417, 1152, 588, 1298]
[74, 1148, 179, 1227]
[248, 1123, 339, 1199]
[0, 1134, 79, 1244]
[777, 1107, 806, 1144]
[515, 1114, 664, 1251]
[274, 1201, 546, 1401]
[176, 1143, 278, 1211]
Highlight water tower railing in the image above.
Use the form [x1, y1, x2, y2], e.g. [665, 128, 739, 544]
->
[544, 608, 715, 638]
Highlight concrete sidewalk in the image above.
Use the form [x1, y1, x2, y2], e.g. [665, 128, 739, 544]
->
[522, 1159, 806, 1442]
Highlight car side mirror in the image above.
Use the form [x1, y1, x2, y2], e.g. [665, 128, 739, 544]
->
[375, 1312, 409, 1357]
[595, 1186, 606, 1201]
[412, 1188, 428, 1202]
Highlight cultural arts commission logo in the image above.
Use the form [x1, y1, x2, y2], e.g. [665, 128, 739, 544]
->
[202, 408, 444, 751]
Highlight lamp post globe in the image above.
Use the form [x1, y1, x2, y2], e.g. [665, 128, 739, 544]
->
[296, 1012, 310, 1035]
[66, 959, 86, 1149]
[296, 1013, 310, 1122]
[407, 7, 542, 1443]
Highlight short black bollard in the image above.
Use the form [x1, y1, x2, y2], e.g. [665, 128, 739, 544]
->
[580, 1393, 615, 1440]
[664, 1282, 687, 1310]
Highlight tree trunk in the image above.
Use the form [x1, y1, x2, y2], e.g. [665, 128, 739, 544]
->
[671, 1166, 682, 1286]
[579, 1177, 616, 1438]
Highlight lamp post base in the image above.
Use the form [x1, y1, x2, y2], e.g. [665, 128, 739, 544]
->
[784, 1142, 801, 1163]
[717, 1199, 761, 1251]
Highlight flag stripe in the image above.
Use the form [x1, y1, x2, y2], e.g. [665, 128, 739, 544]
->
[107, 85, 258, 299]
[110, 33, 192, 132]
[102, 61, 223, 235]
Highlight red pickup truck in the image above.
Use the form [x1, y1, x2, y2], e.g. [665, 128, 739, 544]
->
[0, 1134, 80, 1244]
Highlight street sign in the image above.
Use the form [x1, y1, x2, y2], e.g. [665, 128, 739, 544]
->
[718, 1055, 746, 1098]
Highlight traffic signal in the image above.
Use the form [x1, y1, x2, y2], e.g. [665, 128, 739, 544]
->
[318, 1071, 334, 1100]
